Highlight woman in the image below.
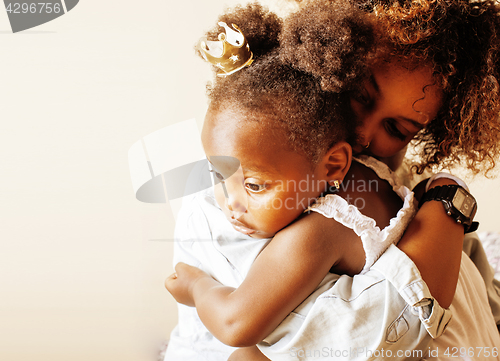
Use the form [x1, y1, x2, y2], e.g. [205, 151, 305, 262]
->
[282, 0, 500, 321]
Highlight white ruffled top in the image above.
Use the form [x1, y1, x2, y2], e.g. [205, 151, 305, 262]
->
[307, 155, 417, 273]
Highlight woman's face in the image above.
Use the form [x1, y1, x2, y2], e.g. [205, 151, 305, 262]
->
[350, 62, 443, 158]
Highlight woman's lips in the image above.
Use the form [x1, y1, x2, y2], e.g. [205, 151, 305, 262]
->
[229, 219, 255, 235]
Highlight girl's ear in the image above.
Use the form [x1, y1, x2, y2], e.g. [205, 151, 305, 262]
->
[321, 141, 352, 182]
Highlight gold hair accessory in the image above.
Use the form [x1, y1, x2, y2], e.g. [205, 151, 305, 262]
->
[198, 22, 254, 77]
[365, 141, 370, 149]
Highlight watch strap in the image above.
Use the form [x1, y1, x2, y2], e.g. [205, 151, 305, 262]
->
[420, 185, 457, 205]
[419, 185, 479, 233]
[466, 222, 479, 233]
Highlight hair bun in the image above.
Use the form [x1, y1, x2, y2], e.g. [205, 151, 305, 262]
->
[280, 0, 375, 92]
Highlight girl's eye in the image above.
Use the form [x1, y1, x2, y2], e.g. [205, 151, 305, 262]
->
[384, 120, 407, 141]
[210, 169, 225, 182]
[245, 182, 267, 193]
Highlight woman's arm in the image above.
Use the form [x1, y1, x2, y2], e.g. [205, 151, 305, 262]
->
[165, 212, 355, 347]
[397, 177, 465, 308]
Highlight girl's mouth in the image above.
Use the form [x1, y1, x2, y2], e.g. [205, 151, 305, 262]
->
[229, 219, 255, 235]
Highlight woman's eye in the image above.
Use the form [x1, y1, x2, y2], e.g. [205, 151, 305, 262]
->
[352, 87, 371, 106]
[245, 182, 267, 193]
[384, 120, 407, 141]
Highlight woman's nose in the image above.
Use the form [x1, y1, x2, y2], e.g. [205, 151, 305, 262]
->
[356, 114, 377, 149]
[355, 128, 373, 152]
[361, 135, 373, 150]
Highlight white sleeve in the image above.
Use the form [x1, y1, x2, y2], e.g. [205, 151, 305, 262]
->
[425, 172, 469, 192]
[259, 245, 450, 361]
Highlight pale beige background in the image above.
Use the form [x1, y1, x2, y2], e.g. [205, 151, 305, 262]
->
[1, 1, 499, 361]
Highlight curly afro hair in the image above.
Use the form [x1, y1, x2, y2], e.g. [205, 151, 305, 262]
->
[284, 0, 500, 175]
[370, 0, 500, 175]
[280, 0, 377, 93]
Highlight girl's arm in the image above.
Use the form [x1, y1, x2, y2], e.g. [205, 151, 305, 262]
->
[397, 177, 465, 308]
[166, 212, 356, 347]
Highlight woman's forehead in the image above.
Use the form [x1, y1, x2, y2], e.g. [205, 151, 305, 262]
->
[371, 62, 443, 115]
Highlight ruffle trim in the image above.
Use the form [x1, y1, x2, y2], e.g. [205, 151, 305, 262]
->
[307, 156, 417, 273]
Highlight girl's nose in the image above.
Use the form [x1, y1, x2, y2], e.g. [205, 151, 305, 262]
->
[225, 190, 247, 221]
[224, 167, 248, 216]
[226, 194, 247, 214]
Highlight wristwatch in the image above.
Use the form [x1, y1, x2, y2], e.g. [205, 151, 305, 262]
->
[419, 185, 479, 233]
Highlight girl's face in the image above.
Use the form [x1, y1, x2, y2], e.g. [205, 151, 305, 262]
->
[201, 108, 332, 239]
[350, 62, 443, 158]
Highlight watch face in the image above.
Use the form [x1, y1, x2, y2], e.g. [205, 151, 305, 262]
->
[453, 188, 476, 218]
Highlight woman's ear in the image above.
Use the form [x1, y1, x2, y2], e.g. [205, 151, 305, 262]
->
[321, 141, 352, 183]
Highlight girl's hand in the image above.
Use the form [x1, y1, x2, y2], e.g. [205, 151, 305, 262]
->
[165, 262, 212, 307]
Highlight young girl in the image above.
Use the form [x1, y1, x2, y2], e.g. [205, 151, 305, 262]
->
[164, 3, 499, 360]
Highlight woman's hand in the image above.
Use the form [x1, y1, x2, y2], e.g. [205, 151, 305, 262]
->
[165, 262, 212, 307]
